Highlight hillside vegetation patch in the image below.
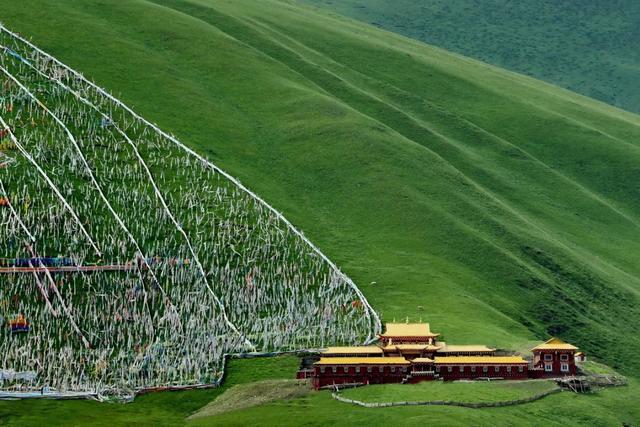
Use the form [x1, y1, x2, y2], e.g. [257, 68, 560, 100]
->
[188, 379, 311, 419]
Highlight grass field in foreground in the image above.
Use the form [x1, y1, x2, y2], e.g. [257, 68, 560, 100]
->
[189, 380, 639, 427]
[0, 356, 299, 426]
[0, 0, 640, 424]
[341, 380, 558, 404]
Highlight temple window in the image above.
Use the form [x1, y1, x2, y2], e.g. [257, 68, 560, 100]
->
[544, 354, 553, 361]
[561, 363, 569, 372]
[560, 354, 569, 361]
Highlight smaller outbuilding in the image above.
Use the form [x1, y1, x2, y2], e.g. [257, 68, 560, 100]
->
[531, 337, 578, 377]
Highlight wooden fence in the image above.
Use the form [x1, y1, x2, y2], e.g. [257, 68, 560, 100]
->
[332, 387, 563, 409]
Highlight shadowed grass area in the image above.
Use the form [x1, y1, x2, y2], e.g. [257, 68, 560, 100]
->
[0, 0, 639, 424]
[303, 0, 640, 114]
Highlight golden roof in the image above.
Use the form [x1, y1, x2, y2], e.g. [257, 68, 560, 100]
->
[438, 345, 496, 353]
[383, 344, 426, 351]
[314, 357, 410, 365]
[322, 346, 383, 355]
[434, 356, 528, 364]
[380, 323, 439, 337]
[383, 343, 443, 351]
[531, 337, 578, 351]
[411, 358, 434, 363]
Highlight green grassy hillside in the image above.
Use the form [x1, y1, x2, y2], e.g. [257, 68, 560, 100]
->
[1, 0, 640, 424]
[304, 0, 640, 114]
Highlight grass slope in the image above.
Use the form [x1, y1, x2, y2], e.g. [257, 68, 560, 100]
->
[304, 0, 640, 114]
[0, 0, 640, 424]
[189, 383, 639, 427]
[189, 379, 310, 419]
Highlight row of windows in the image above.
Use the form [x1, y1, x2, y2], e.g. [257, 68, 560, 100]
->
[543, 354, 570, 361]
[545, 363, 570, 372]
[319, 366, 408, 374]
[320, 365, 527, 374]
[445, 366, 525, 373]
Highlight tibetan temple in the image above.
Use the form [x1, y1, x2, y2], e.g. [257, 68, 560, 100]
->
[301, 323, 581, 389]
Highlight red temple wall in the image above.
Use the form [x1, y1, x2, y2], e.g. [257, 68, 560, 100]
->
[312, 365, 408, 389]
[533, 350, 576, 376]
[438, 364, 528, 381]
